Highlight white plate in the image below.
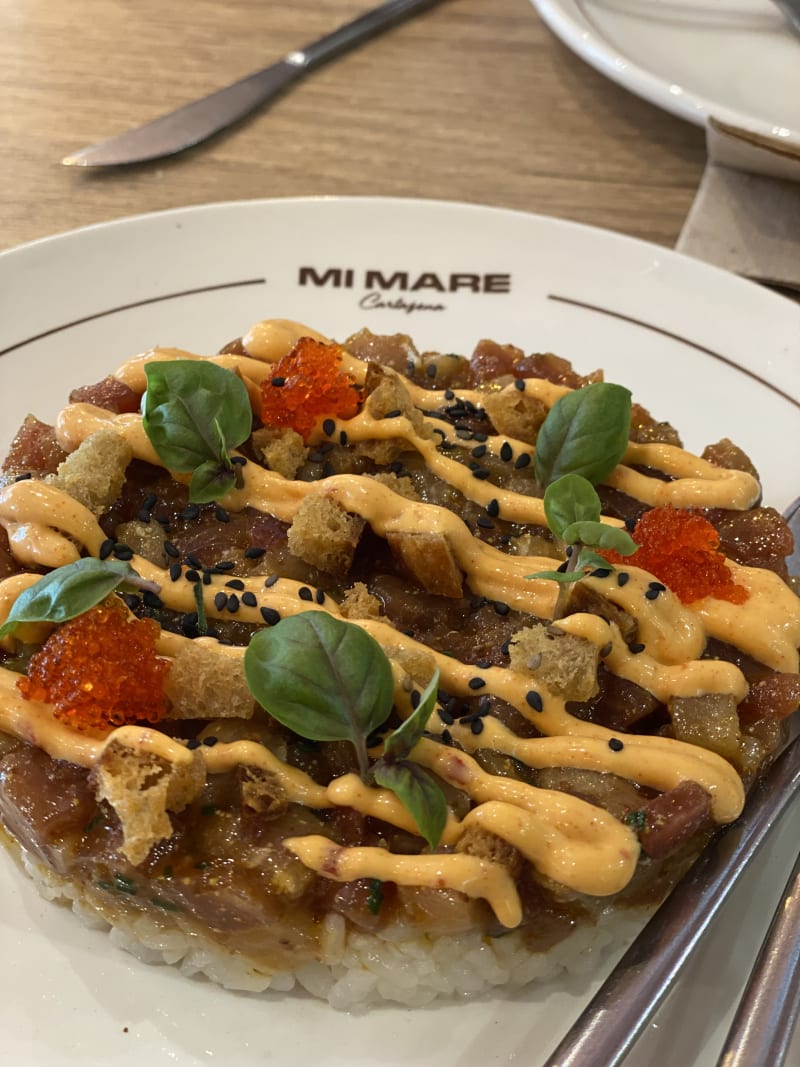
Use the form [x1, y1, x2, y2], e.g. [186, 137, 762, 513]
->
[0, 197, 798, 1067]
[531, 0, 800, 144]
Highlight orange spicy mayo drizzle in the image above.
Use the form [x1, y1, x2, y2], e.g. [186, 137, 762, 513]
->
[0, 317, 798, 924]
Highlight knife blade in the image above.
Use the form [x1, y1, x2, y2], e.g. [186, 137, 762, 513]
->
[63, 0, 443, 168]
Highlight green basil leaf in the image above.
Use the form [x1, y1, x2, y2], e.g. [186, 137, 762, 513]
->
[534, 381, 632, 488]
[543, 474, 601, 540]
[383, 668, 440, 761]
[372, 759, 448, 849]
[189, 460, 237, 504]
[561, 521, 638, 554]
[525, 568, 587, 585]
[0, 558, 137, 638]
[573, 548, 618, 571]
[143, 359, 252, 476]
[244, 612, 394, 745]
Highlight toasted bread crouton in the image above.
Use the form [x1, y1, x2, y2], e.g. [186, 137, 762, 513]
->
[48, 430, 132, 514]
[164, 642, 256, 719]
[339, 581, 382, 620]
[386, 529, 463, 598]
[367, 471, 420, 501]
[483, 388, 548, 445]
[383, 643, 438, 690]
[238, 764, 288, 817]
[287, 495, 365, 576]
[509, 623, 599, 701]
[456, 825, 523, 879]
[94, 734, 205, 865]
[252, 425, 309, 479]
[364, 364, 436, 442]
[114, 520, 168, 568]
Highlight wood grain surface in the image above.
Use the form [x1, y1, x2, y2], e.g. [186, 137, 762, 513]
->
[0, 0, 706, 253]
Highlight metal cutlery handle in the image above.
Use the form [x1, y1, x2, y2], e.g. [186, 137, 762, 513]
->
[295, 0, 444, 70]
[715, 852, 800, 1067]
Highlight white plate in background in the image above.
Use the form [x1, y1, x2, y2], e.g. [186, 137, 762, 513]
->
[531, 0, 800, 145]
[0, 197, 799, 1067]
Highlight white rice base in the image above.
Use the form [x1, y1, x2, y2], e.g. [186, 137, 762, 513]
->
[21, 847, 645, 1011]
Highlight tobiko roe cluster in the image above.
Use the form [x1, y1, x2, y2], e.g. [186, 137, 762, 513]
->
[260, 337, 361, 441]
[18, 599, 170, 730]
[603, 506, 749, 605]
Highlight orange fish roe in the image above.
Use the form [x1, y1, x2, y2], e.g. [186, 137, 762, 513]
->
[603, 506, 749, 605]
[260, 337, 361, 442]
[18, 599, 169, 731]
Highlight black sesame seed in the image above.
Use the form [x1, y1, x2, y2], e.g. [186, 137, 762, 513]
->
[264, 574, 279, 588]
[608, 738, 624, 752]
[202, 572, 212, 585]
[180, 504, 200, 521]
[154, 515, 171, 527]
[441, 729, 453, 745]
[231, 456, 247, 466]
[438, 708, 454, 726]
[468, 677, 486, 690]
[472, 468, 491, 480]
[494, 601, 510, 616]
[143, 590, 163, 610]
[645, 588, 661, 601]
[186, 554, 203, 569]
[185, 569, 200, 583]
[591, 568, 612, 579]
[471, 444, 488, 458]
[473, 432, 488, 443]
[526, 690, 544, 712]
[121, 593, 139, 611]
[432, 427, 447, 439]
[215, 505, 230, 523]
[444, 389, 455, 400]
[114, 544, 133, 561]
[470, 719, 485, 735]
[629, 642, 646, 654]
[649, 581, 667, 592]
[477, 696, 492, 715]
[13, 472, 32, 482]
[322, 418, 336, 436]
[214, 592, 227, 611]
[169, 563, 182, 582]
[308, 451, 325, 463]
[214, 560, 236, 572]
[136, 509, 152, 524]
[260, 607, 280, 625]
[384, 409, 402, 419]
[225, 579, 245, 590]
[486, 498, 500, 518]
[271, 376, 286, 387]
[476, 516, 494, 530]
[624, 517, 637, 532]
[456, 428, 473, 441]
[99, 539, 114, 560]
[186, 739, 201, 750]
[599, 642, 613, 658]
[500, 442, 513, 462]
[475, 660, 492, 670]
[202, 736, 219, 747]
[617, 572, 630, 587]
[315, 588, 326, 604]
[164, 540, 180, 558]
[227, 594, 240, 613]
[514, 453, 531, 470]
[242, 592, 257, 608]
[556, 561, 569, 573]
[500, 640, 511, 656]
[244, 546, 266, 559]
[513, 378, 525, 392]
[298, 587, 313, 602]
[339, 430, 348, 446]
[426, 363, 437, 379]
[410, 690, 421, 709]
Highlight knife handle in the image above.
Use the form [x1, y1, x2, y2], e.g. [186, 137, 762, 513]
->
[292, 0, 444, 71]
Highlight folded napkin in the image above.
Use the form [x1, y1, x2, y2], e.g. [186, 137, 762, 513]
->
[676, 118, 800, 292]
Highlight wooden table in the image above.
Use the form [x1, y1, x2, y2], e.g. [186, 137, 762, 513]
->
[0, 0, 706, 254]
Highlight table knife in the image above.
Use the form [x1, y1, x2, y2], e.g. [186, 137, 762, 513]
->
[63, 0, 443, 168]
